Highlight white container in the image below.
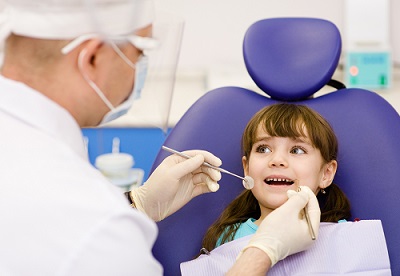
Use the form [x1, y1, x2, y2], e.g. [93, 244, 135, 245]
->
[95, 153, 134, 180]
[95, 137, 144, 190]
[95, 152, 144, 190]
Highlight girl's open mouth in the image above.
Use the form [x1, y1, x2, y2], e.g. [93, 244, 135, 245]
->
[265, 178, 295, 185]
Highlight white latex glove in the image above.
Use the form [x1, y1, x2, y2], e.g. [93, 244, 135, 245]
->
[130, 150, 222, 221]
[240, 185, 320, 266]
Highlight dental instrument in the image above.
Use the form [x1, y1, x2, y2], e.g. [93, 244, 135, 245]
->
[161, 146, 254, 189]
[296, 185, 316, 240]
[304, 202, 316, 240]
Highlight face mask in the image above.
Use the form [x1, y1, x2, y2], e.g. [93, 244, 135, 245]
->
[78, 47, 149, 125]
[100, 54, 148, 124]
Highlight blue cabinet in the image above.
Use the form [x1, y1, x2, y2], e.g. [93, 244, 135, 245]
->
[82, 127, 170, 181]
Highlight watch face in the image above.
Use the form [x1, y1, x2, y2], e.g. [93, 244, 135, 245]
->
[124, 191, 133, 205]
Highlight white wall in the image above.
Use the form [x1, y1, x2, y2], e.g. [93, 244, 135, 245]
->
[115, 0, 400, 127]
[157, 0, 345, 71]
[391, 0, 400, 63]
[156, 0, 400, 69]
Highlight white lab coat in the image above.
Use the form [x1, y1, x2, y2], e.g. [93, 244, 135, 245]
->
[0, 75, 162, 275]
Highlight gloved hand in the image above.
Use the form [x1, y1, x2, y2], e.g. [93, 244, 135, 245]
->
[240, 185, 320, 266]
[130, 150, 222, 221]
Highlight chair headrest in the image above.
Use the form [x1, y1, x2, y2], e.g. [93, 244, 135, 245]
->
[243, 17, 341, 101]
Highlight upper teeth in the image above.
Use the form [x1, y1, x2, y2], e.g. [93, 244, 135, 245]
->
[266, 178, 293, 183]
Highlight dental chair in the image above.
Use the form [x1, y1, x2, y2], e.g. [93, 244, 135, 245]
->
[151, 18, 400, 275]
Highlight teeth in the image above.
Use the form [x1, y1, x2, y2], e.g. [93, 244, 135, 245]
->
[266, 178, 293, 183]
[265, 178, 295, 185]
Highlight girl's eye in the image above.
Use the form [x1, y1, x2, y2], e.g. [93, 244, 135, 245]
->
[256, 145, 271, 154]
[291, 146, 306, 155]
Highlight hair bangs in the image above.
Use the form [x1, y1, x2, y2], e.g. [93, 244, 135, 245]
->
[260, 113, 307, 139]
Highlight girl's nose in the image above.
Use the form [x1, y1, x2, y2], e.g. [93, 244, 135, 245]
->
[268, 153, 288, 168]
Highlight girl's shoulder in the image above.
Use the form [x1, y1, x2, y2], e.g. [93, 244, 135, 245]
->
[216, 218, 258, 247]
[234, 218, 258, 239]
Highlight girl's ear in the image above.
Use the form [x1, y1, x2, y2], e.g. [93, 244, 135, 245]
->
[320, 160, 337, 189]
[242, 156, 249, 175]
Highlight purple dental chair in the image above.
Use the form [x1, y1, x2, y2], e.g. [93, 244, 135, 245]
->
[151, 18, 400, 275]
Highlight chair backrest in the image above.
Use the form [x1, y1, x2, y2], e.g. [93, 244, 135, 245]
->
[151, 18, 400, 276]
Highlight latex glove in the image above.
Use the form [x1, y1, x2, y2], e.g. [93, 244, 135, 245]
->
[130, 150, 222, 221]
[240, 185, 320, 266]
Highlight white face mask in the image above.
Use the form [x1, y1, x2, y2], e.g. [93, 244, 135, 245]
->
[99, 54, 148, 124]
[78, 46, 149, 125]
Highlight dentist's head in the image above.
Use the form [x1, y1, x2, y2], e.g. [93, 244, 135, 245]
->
[0, 0, 175, 127]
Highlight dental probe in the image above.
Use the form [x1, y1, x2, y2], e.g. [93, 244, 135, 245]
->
[304, 204, 316, 240]
[161, 146, 254, 189]
[296, 185, 316, 240]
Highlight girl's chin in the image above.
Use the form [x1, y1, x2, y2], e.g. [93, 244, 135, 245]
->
[255, 185, 298, 210]
[270, 198, 288, 208]
[259, 195, 289, 211]
[265, 184, 296, 193]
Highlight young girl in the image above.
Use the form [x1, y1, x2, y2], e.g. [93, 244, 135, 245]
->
[201, 103, 351, 252]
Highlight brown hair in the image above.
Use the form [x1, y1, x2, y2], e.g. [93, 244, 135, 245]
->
[201, 103, 351, 253]
[3, 34, 67, 72]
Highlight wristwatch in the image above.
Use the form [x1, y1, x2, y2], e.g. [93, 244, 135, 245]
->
[124, 191, 136, 208]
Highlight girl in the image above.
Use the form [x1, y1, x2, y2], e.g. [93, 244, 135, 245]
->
[201, 103, 351, 252]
